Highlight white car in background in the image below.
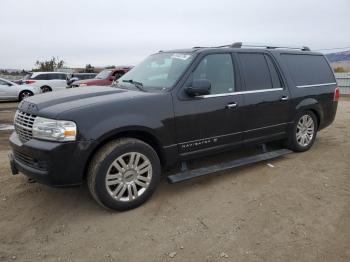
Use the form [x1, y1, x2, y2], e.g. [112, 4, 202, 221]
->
[0, 77, 41, 101]
[21, 72, 68, 92]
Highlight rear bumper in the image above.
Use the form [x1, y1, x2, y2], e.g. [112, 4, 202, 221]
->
[9, 132, 94, 187]
[319, 102, 338, 130]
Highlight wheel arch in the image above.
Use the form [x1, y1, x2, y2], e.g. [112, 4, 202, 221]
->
[18, 89, 34, 101]
[295, 98, 322, 129]
[40, 85, 52, 91]
[82, 128, 167, 180]
[18, 89, 34, 94]
[308, 108, 321, 129]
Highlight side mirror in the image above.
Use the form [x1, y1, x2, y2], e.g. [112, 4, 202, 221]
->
[109, 76, 116, 81]
[185, 79, 211, 96]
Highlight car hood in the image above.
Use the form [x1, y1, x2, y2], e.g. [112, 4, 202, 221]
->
[19, 86, 148, 118]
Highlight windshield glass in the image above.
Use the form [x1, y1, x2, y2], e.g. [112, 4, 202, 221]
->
[118, 52, 194, 90]
[95, 70, 111, 79]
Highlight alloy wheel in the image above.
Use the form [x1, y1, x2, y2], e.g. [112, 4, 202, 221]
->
[296, 115, 315, 147]
[20, 91, 33, 100]
[105, 152, 152, 202]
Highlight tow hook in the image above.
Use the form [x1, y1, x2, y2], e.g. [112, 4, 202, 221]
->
[8, 153, 19, 175]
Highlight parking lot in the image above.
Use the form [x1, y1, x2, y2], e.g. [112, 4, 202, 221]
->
[0, 98, 349, 262]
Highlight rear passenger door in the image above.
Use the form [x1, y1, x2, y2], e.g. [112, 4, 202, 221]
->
[50, 74, 68, 90]
[32, 73, 49, 87]
[237, 52, 291, 142]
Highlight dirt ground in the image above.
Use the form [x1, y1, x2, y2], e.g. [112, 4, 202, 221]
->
[0, 99, 349, 262]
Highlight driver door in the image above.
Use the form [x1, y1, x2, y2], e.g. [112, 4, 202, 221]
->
[173, 53, 244, 157]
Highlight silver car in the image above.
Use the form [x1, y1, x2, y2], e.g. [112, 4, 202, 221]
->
[0, 77, 42, 101]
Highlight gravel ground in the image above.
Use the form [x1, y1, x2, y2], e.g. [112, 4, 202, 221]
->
[0, 99, 349, 262]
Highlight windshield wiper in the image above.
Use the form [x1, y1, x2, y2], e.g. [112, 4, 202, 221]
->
[122, 79, 146, 92]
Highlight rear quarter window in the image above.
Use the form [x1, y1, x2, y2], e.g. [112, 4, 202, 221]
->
[281, 54, 335, 86]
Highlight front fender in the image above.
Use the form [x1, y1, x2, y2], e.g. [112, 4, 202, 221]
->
[91, 113, 164, 144]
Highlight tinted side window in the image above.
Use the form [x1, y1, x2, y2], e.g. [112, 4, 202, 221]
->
[265, 55, 283, 89]
[46, 74, 55, 80]
[192, 54, 235, 94]
[238, 53, 272, 91]
[50, 74, 66, 80]
[60, 74, 67, 80]
[281, 54, 335, 86]
[34, 74, 49, 80]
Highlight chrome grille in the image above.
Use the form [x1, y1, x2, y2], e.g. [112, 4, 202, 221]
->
[14, 110, 36, 142]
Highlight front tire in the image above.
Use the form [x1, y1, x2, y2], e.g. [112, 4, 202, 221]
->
[87, 138, 161, 211]
[288, 110, 318, 152]
[19, 90, 34, 101]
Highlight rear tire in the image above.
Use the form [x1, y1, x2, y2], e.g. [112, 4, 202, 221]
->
[288, 110, 318, 152]
[41, 86, 52, 93]
[87, 138, 161, 211]
[18, 90, 34, 101]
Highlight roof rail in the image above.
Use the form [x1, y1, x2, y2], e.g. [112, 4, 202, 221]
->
[193, 42, 311, 51]
[193, 44, 231, 49]
[230, 42, 311, 51]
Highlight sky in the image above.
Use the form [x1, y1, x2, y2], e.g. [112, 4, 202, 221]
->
[1, 0, 350, 70]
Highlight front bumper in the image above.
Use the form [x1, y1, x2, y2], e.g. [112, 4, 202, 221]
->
[9, 132, 94, 187]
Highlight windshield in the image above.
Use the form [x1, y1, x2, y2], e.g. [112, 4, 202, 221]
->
[117, 52, 194, 90]
[95, 70, 112, 79]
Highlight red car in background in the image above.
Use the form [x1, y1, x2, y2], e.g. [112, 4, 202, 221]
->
[71, 66, 133, 87]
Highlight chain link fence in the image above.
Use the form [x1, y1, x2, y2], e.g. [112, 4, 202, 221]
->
[335, 73, 350, 95]
[0, 74, 24, 81]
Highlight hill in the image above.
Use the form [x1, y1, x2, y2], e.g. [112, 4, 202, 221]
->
[326, 50, 350, 62]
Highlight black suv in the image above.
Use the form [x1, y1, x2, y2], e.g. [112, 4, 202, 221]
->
[9, 43, 339, 211]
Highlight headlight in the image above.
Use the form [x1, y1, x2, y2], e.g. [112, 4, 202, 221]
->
[32, 117, 77, 142]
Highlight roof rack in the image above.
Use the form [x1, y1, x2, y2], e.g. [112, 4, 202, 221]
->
[193, 45, 231, 49]
[193, 42, 311, 51]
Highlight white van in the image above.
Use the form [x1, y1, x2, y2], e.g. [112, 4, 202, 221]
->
[21, 72, 68, 92]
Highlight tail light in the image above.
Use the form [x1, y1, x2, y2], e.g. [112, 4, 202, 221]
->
[25, 80, 36, 84]
[334, 87, 340, 102]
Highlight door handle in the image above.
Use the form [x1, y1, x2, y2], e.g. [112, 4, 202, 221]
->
[226, 102, 238, 109]
[280, 96, 289, 101]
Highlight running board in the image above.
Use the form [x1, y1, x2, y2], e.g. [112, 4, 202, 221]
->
[167, 149, 292, 184]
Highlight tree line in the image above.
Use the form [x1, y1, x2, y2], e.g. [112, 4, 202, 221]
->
[1, 57, 116, 75]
